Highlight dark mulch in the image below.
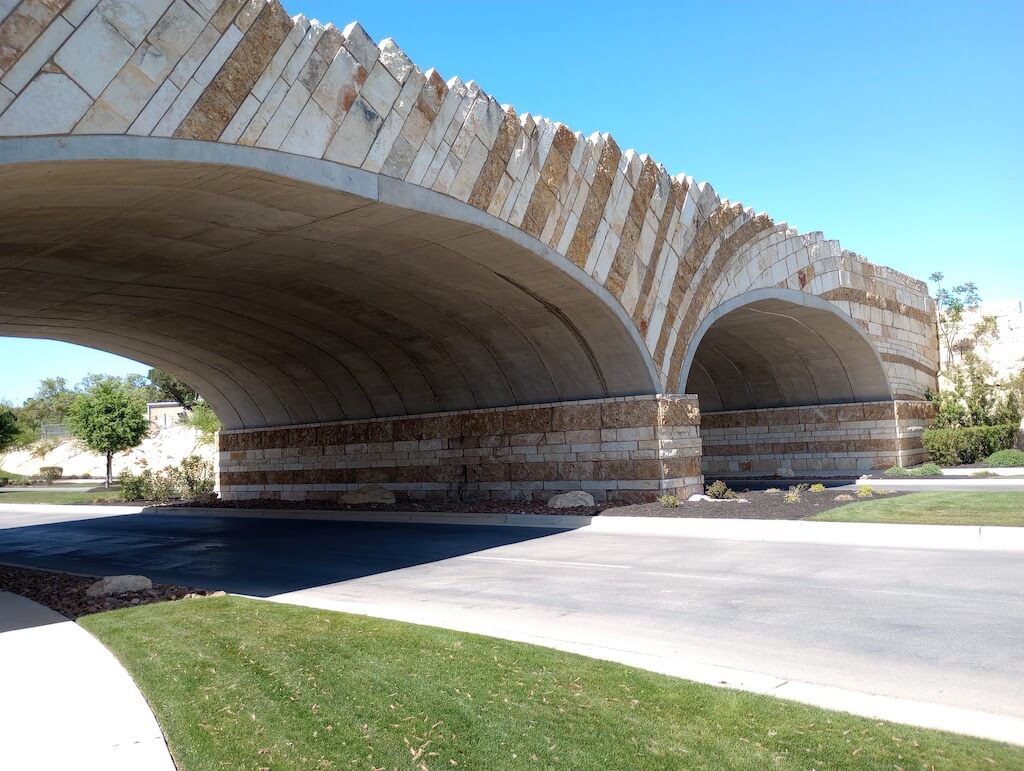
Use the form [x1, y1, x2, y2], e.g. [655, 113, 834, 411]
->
[0, 563, 220, 620]
[604, 489, 904, 519]
[159, 488, 901, 520]
[163, 497, 607, 516]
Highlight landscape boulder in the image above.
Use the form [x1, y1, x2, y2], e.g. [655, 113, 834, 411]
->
[85, 575, 152, 597]
[546, 490, 595, 509]
[340, 483, 396, 505]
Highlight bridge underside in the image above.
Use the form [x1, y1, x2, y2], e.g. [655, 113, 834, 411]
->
[0, 158, 655, 431]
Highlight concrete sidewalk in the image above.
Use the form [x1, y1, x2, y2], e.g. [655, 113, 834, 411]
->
[0, 592, 174, 770]
[2, 502, 1023, 552]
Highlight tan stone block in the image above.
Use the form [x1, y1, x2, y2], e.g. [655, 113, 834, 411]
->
[466, 463, 508, 482]
[552, 403, 602, 431]
[602, 399, 658, 430]
[463, 410, 503, 437]
[504, 407, 552, 434]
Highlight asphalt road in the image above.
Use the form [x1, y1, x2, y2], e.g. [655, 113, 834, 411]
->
[1, 508, 1022, 724]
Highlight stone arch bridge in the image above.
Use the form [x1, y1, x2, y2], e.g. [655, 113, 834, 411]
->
[0, 0, 939, 502]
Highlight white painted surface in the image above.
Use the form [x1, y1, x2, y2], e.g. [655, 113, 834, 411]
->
[0, 592, 174, 770]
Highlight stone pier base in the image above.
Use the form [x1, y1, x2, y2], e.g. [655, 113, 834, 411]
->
[218, 395, 704, 504]
[700, 401, 936, 475]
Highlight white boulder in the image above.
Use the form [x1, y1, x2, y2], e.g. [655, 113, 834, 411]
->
[86, 575, 152, 597]
[546, 490, 595, 509]
[340, 483, 396, 505]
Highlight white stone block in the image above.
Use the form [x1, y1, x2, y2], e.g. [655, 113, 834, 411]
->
[359, 60, 399, 117]
[168, 21, 217, 87]
[377, 37, 412, 83]
[280, 95, 336, 157]
[128, 77, 177, 134]
[96, 0, 174, 46]
[152, 75, 201, 135]
[256, 79, 309, 149]
[311, 45, 363, 123]
[55, 11, 135, 98]
[2, 14, 73, 94]
[323, 95, 381, 166]
[361, 108, 404, 172]
[341, 21, 377, 70]
[192, 22, 242, 87]
[218, 92, 258, 142]
[0, 73, 92, 134]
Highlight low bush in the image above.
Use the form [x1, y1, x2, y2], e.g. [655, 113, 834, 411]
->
[657, 494, 680, 508]
[984, 449, 1024, 467]
[38, 466, 63, 482]
[783, 491, 800, 504]
[119, 455, 215, 503]
[914, 462, 943, 476]
[809, 483, 826, 493]
[0, 477, 9, 488]
[705, 480, 737, 499]
[922, 424, 1017, 466]
[884, 465, 911, 477]
[856, 485, 875, 498]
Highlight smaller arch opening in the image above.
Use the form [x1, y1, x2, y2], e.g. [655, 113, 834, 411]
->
[682, 291, 892, 412]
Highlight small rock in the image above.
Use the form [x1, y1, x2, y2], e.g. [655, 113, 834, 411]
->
[546, 491, 595, 509]
[687, 494, 749, 503]
[340, 483, 396, 505]
[86, 575, 152, 597]
[776, 467, 796, 478]
[208, 590, 227, 597]
[833, 493, 855, 501]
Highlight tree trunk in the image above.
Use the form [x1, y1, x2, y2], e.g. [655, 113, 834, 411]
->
[106, 451, 112, 488]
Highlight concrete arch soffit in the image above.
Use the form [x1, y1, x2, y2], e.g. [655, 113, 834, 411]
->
[0, 134, 662, 397]
[677, 287, 894, 399]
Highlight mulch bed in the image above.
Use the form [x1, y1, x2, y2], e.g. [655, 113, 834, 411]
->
[603, 489, 904, 519]
[0, 564, 219, 620]
[159, 488, 899, 520]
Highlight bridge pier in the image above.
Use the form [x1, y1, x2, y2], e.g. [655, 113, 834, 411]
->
[218, 395, 704, 504]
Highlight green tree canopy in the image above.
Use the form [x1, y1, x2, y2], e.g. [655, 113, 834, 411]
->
[67, 380, 149, 486]
[0, 407, 18, 454]
[147, 368, 200, 408]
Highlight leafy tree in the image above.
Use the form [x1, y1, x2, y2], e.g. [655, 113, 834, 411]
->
[929, 272, 982, 364]
[66, 380, 149, 487]
[184, 402, 221, 446]
[17, 377, 76, 434]
[0, 407, 18, 454]
[147, 368, 200, 408]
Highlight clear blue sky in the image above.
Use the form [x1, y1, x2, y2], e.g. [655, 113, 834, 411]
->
[1, 0, 1021, 404]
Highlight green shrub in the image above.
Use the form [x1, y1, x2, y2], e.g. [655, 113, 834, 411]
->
[0, 477, 9, 488]
[913, 462, 943, 477]
[922, 424, 1017, 466]
[657, 494, 680, 508]
[884, 465, 911, 477]
[809, 483, 826, 493]
[783, 491, 801, 503]
[179, 455, 215, 498]
[39, 466, 63, 482]
[971, 470, 999, 478]
[705, 480, 737, 499]
[793, 482, 810, 493]
[118, 468, 151, 502]
[984, 449, 1024, 467]
[856, 485, 875, 498]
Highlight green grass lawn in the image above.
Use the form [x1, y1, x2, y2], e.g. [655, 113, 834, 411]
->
[810, 492, 1024, 526]
[0, 488, 122, 504]
[81, 596, 1022, 770]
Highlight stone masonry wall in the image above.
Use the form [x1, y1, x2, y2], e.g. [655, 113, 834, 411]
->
[0, 0, 938, 400]
[218, 395, 703, 503]
[700, 401, 935, 475]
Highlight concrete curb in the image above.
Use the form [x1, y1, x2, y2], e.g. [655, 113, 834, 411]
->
[2, 503, 1022, 552]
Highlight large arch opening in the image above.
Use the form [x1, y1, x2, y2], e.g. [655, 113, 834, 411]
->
[678, 290, 926, 477]
[0, 137, 658, 432]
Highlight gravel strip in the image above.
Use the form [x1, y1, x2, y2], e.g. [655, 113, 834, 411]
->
[0, 564, 219, 620]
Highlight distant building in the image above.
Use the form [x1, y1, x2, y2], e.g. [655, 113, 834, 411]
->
[147, 401, 189, 431]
